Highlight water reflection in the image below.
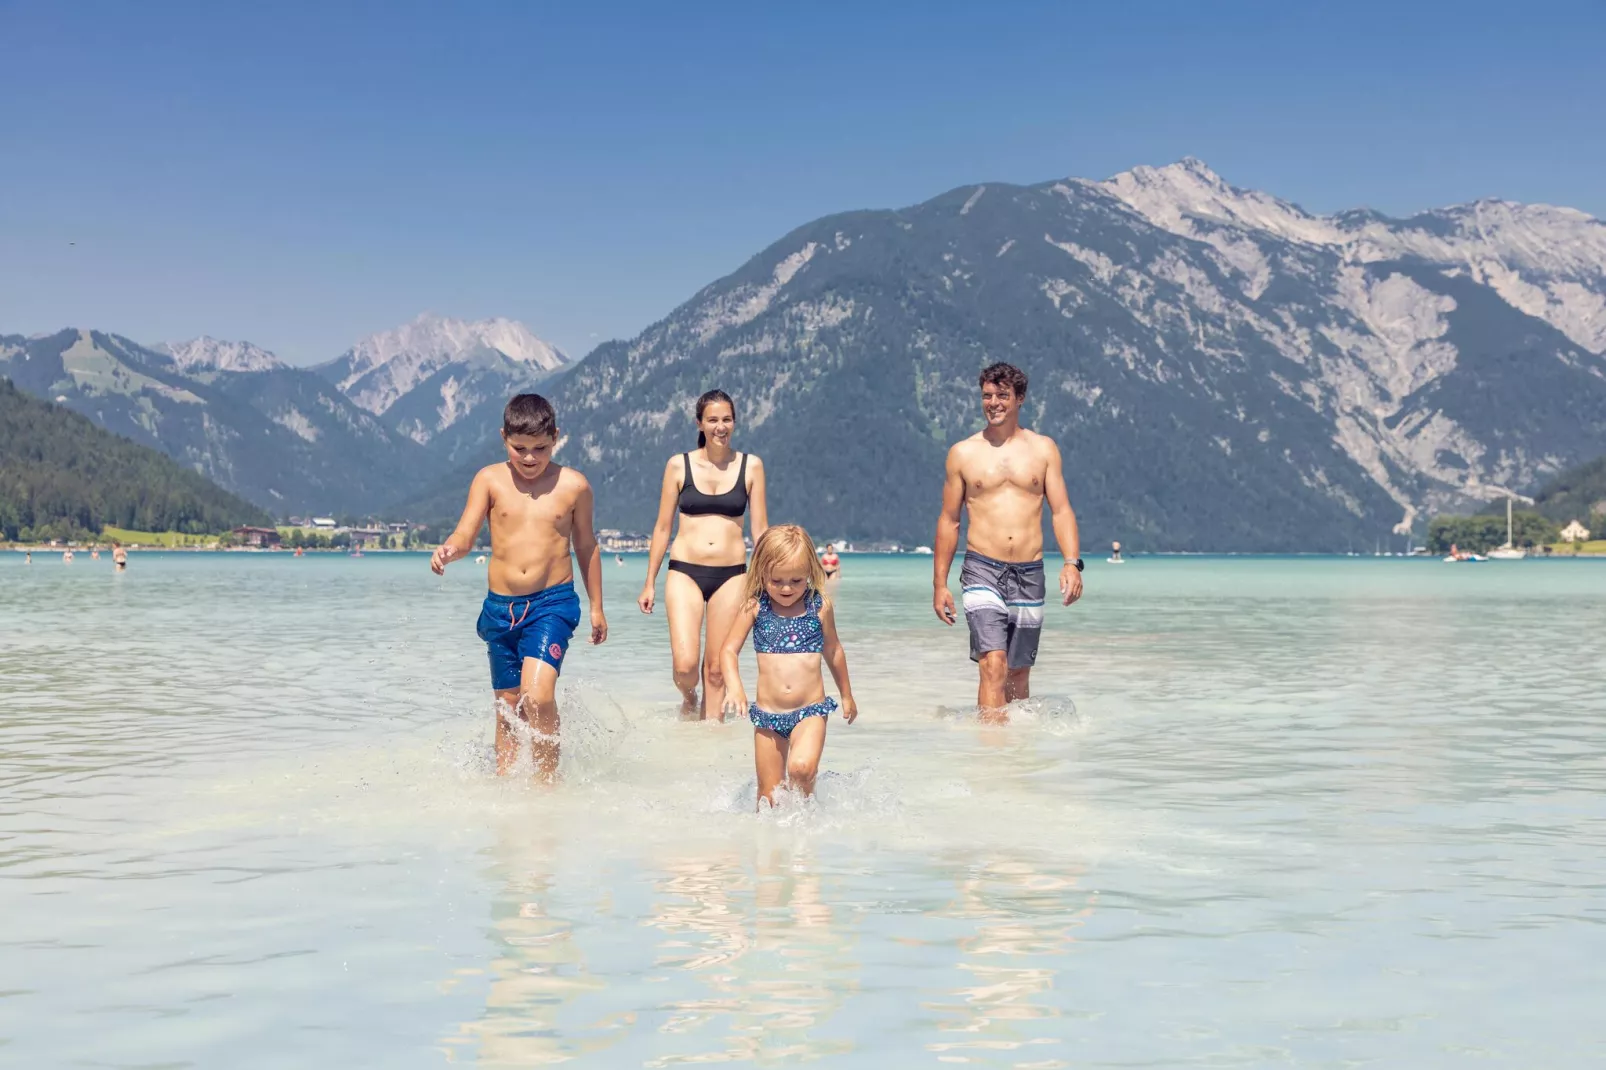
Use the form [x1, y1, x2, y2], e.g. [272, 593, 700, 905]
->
[645, 843, 858, 1064]
[447, 829, 631, 1065]
[925, 854, 1097, 1064]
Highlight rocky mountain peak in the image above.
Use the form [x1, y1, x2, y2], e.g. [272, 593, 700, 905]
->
[157, 336, 287, 373]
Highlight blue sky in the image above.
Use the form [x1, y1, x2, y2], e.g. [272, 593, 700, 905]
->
[3, 0, 1602, 364]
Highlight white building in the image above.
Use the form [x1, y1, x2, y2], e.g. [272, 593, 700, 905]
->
[1559, 519, 1591, 542]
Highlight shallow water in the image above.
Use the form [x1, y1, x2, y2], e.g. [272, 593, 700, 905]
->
[2, 551, 1604, 1067]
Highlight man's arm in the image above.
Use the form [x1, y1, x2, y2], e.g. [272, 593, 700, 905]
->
[1042, 439, 1083, 606]
[431, 469, 491, 574]
[569, 473, 608, 643]
[932, 444, 965, 624]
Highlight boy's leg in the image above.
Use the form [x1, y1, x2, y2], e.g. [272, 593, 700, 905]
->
[663, 571, 706, 718]
[782, 715, 828, 797]
[754, 728, 788, 808]
[701, 574, 749, 723]
[492, 688, 525, 775]
[520, 657, 561, 781]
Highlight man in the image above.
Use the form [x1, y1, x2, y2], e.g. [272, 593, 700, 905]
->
[932, 362, 1083, 720]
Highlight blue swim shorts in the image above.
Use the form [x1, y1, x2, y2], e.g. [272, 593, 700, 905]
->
[748, 696, 837, 738]
[476, 583, 582, 691]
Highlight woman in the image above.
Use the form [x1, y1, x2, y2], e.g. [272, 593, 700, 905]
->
[820, 542, 841, 585]
[638, 389, 768, 720]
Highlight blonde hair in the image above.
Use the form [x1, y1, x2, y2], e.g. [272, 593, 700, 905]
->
[744, 524, 829, 607]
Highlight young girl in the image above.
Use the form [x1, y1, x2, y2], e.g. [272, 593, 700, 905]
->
[720, 525, 859, 807]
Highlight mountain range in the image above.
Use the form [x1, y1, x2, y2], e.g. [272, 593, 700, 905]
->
[0, 314, 569, 515]
[8, 159, 1606, 549]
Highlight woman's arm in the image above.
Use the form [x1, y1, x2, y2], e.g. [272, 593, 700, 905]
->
[746, 455, 768, 545]
[719, 600, 759, 718]
[819, 602, 857, 722]
[638, 457, 682, 613]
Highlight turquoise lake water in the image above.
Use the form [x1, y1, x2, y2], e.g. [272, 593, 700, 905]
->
[2, 551, 1603, 1066]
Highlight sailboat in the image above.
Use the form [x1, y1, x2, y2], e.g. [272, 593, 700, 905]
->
[1488, 498, 1527, 560]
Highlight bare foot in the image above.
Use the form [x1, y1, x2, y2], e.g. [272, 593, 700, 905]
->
[679, 690, 701, 720]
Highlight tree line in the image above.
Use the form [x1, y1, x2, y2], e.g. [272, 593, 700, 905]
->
[1425, 511, 1559, 554]
[0, 378, 272, 542]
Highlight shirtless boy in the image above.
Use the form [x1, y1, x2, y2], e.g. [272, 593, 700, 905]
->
[932, 363, 1083, 721]
[431, 393, 607, 778]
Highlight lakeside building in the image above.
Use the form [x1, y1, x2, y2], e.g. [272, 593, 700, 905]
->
[597, 528, 651, 552]
[231, 526, 282, 548]
[1559, 519, 1591, 542]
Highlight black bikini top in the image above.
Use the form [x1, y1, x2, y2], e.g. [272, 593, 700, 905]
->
[679, 452, 749, 518]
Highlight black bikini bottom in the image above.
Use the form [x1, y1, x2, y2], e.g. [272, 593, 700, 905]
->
[668, 560, 747, 601]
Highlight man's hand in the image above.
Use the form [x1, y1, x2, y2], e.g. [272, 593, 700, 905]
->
[934, 586, 957, 625]
[840, 696, 859, 724]
[637, 585, 655, 614]
[430, 542, 459, 575]
[1059, 563, 1083, 606]
[590, 609, 608, 645]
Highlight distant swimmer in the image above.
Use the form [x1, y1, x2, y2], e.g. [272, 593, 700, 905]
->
[431, 393, 607, 780]
[24, 550, 31, 565]
[1108, 540, 1123, 564]
[638, 388, 768, 721]
[932, 363, 1083, 724]
[720, 525, 858, 808]
[615, 553, 624, 567]
[91, 548, 100, 560]
[112, 541, 128, 571]
[63, 548, 74, 564]
[820, 543, 840, 584]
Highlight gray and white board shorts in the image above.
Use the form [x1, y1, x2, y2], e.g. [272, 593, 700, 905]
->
[960, 551, 1045, 669]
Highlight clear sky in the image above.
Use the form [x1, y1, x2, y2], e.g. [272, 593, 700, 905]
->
[3, 0, 1602, 365]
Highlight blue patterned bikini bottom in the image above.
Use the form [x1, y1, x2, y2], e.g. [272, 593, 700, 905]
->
[748, 696, 837, 738]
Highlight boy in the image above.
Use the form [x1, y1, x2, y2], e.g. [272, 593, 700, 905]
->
[431, 393, 607, 779]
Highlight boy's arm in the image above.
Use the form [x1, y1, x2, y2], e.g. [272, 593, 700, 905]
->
[569, 474, 607, 644]
[820, 602, 857, 722]
[932, 445, 965, 623]
[431, 469, 491, 574]
[1042, 438, 1083, 606]
[718, 601, 758, 718]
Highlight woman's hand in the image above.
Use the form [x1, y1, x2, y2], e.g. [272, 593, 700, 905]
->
[638, 584, 655, 614]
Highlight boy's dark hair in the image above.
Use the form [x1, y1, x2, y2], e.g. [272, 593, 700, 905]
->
[979, 362, 1028, 398]
[503, 393, 557, 439]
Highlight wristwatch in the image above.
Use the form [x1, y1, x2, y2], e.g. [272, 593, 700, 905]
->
[1071, 558, 1084, 572]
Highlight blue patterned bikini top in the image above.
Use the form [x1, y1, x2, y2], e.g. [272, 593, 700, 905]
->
[752, 590, 824, 654]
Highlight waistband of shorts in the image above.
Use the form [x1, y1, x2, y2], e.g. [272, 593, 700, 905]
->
[483, 582, 576, 605]
[749, 695, 838, 717]
[963, 550, 1044, 571]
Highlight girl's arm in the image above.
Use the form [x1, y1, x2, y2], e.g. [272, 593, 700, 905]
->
[719, 600, 759, 719]
[638, 457, 682, 613]
[819, 602, 857, 723]
[746, 455, 768, 545]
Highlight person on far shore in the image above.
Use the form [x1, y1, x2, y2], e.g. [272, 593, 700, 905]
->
[638, 389, 768, 721]
[431, 393, 607, 780]
[112, 541, 127, 571]
[932, 362, 1083, 723]
[720, 525, 858, 808]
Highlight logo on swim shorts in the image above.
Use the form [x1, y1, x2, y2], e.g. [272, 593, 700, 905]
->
[549, 642, 564, 661]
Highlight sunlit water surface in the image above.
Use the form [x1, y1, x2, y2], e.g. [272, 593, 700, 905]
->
[2, 552, 1604, 1067]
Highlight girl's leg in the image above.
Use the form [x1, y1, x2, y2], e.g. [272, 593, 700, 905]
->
[520, 657, 561, 782]
[781, 715, 829, 797]
[754, 728, 789, 808]
[663, 570, 706, 718]
[701, 572, 749, 723]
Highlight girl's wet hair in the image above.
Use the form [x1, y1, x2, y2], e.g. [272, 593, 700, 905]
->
[695, 389, 734, 449]
[744, 524, 829, 608]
